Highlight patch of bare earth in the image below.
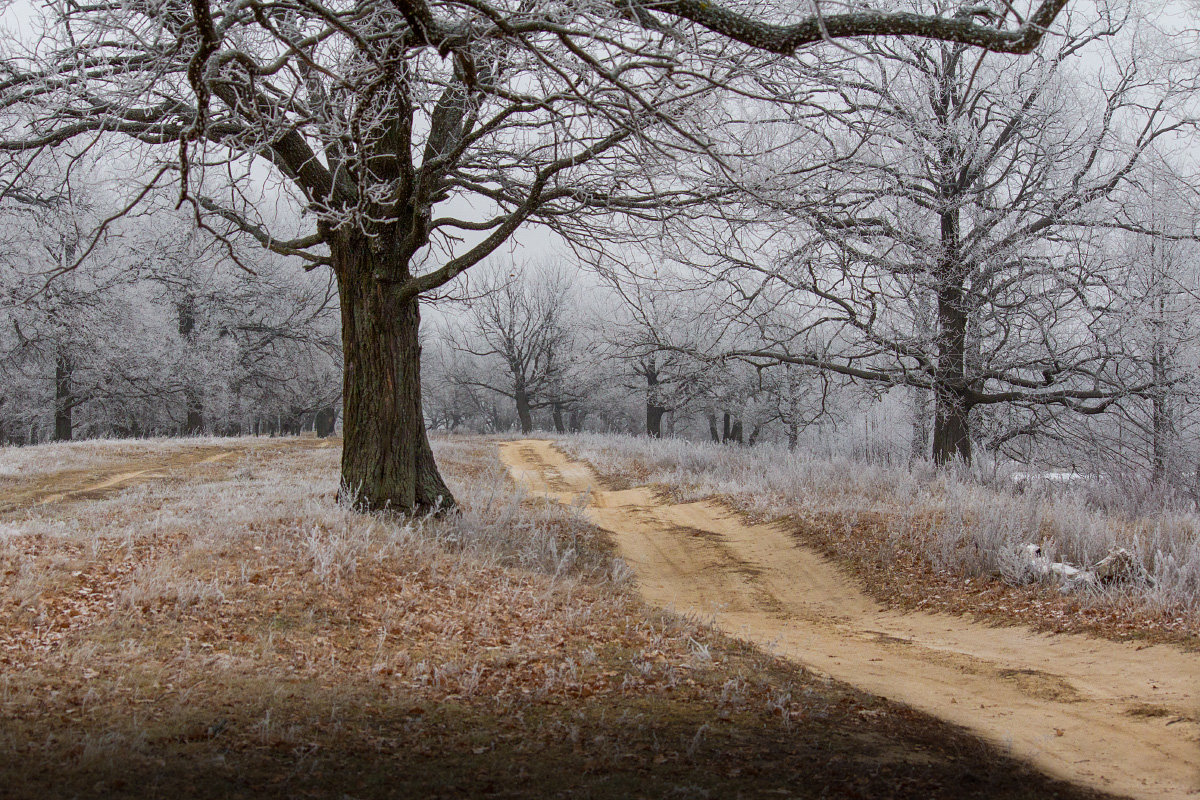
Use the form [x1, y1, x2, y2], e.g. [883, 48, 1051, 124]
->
[517, 439, 1196, 800]
[0, 436, 1112, 798]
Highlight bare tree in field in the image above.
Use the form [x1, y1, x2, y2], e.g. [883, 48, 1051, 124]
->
[595, 271, 715, 438]
[666, 6, 1192, 464]
[0, 0, 1073, 511]
[447, 266, 582, 435]
[1095, 186, 1200, 485]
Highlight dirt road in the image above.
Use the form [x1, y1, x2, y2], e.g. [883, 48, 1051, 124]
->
[0, 438, 338, 515]
[500, 439, 1200, 800]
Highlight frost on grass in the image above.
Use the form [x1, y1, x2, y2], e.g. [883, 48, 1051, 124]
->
[0, 435, 833, 795]
[559, 433, 1199, 640]
[0, 436, 1128, 798]
[0, 435, 667, 715]
[0, 436, 254, 480]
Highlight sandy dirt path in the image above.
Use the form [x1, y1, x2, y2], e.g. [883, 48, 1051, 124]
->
[500, 439, 1200, 800]
[0, 438, 339, 515]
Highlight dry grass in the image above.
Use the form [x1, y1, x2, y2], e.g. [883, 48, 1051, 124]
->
[0, 435, 272, 481]
[0, 434, 1116, 798]
[559, 433, 1199, 647]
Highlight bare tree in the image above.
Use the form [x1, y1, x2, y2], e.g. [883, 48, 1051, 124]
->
[447, 266, 583, 434]
[661, 6, 1192, 463]
[0, 0, 1074, 509]
[595, 271, 716, 437]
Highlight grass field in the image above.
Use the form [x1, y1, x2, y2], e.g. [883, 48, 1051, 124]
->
[0, 435, 1116, 798]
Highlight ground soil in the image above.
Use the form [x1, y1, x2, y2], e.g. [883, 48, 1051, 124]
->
[499, 439, 1200, 800]
[0, 437, 338, 515]
[0, 435, 1152, 799]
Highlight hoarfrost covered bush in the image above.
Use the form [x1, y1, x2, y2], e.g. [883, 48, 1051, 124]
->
[559, 434, 1199, 616]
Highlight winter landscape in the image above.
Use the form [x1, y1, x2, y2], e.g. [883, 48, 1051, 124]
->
[0, 0, 1197, 798]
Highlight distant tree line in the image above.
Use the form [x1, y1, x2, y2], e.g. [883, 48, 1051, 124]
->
[0, 178, 341, 445]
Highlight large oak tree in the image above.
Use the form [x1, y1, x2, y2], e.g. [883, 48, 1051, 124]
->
[0, 0, 1071, 511]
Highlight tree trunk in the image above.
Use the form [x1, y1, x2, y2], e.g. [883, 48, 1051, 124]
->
[515, 387, 534, 434]
[708, 412, 721, 442]
[747, 422, 762, 446]
[931, 207, 972, 465]
[785, 366, 801, 452]
[1150, 280, 1174, 484]
[184, 394, 204, 435]
[929, 51, 973, 466]
[646, 404, 666, 438]
[315, 406, 338, 438]
[178, 293, 204, 435]
[336, 246, 453, 514]
[932, 389, 971, 464]
[552, 401, 566, 434]
[645, 368, 666, 438]
[53, 353, 73, 442]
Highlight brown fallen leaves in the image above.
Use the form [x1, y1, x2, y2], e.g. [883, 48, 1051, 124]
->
[0, 435, 1117, 799]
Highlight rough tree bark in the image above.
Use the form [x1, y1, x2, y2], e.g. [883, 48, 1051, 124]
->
[53, 352, 73, 442]
[930, 47, 972, 465]
[931, 207, 973, 464]
[336, 239, 452, 513]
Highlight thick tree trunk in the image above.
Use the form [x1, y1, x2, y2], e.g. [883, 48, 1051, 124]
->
[707, 412, 721, 443]
[552, 401, 566, 434]
[729, 417, 744, 444]
[336, 245, 453, 514]
[645, 368, 666, 438]
[315, 406, 338, 438]
[646, 404, 666, 438]
[932, 389, 971, 464]
[53, 353, 73, 442]
[643, 367, 672, 441]
[929, 52, 973, 466]
[931, 208, 972, 465]
[515, 387, 534, 434]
